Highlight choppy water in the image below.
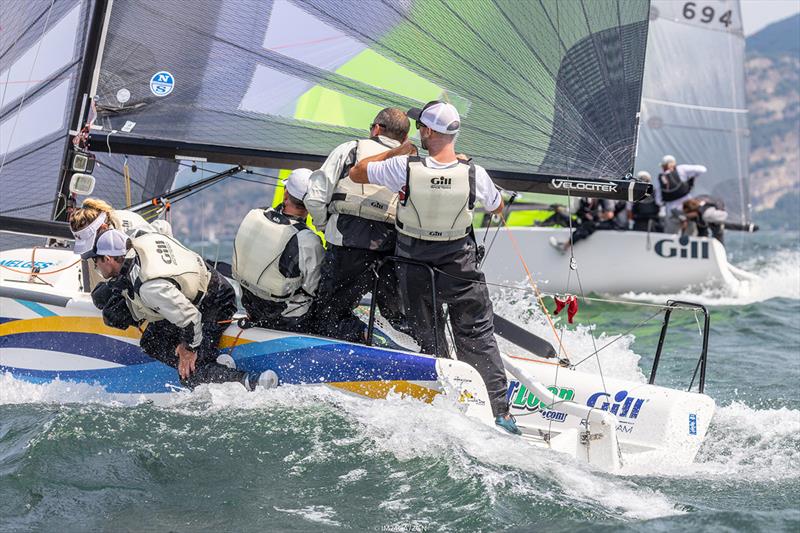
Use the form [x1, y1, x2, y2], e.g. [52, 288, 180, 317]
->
[1, 231, 798, 532]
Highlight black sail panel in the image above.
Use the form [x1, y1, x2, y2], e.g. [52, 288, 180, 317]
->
[89, 0, 651, 196]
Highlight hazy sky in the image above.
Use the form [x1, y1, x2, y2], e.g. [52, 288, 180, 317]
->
[741, 0, 800, 35]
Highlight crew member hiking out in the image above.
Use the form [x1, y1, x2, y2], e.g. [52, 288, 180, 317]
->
[349, 100, 521, 435]
[232, 169, 324, 333]
[549, 198, 625, 253]
[682, 196, 728, 244]
[84, 229, 275, 390]
[305, 108, 411, 343]
[655, 155, 707, 233]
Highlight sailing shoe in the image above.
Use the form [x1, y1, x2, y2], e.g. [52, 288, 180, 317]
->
[495, 413, 523, 435]
[216, 353, 236, 369]
[548, 236, 566, 254]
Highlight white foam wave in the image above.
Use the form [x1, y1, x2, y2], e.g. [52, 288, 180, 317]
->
[0, 373, 680, 521]
[622, 248, 800, 306]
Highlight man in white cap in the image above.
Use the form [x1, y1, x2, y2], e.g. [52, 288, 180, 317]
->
[656, 155, 707, 233]
[348, 100, 521, 435]
[232, 168, 324, 333]
[304, 108, 411, 343]
[628, 171, 663, 232]
[83, 228, 275, 390]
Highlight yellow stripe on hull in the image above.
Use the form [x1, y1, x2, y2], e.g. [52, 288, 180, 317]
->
[330, 380, 439, 403]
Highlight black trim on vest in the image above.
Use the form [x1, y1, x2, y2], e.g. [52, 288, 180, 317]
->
[467, 161, 476, 209]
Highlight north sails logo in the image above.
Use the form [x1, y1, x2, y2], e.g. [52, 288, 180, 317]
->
[550, 179, 618, 193]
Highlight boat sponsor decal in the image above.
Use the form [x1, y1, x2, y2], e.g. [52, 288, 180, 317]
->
[586, 389, 647, 425]
[654, 238, 710, 259]
[0, 259, 57, 269]
[689, 413, 697, 435]
[506, 381, 572, 423]
[150, 71, 175, 97]
[549, 178, 618, 194]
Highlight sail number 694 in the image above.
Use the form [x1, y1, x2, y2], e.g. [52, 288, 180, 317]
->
[682, 2, 733, 28]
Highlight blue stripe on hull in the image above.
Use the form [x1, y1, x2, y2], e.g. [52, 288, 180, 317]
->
[1, 334, 438, 394]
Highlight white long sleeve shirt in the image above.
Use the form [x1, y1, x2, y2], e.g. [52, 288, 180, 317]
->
[304, 135, 400, 246]
[654, 164, 708, 212]
[137, 278, 204, 348]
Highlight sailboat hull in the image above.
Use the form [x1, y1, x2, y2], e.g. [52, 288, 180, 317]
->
[0, 247, 715, 468]
[477, 227, 758, 294]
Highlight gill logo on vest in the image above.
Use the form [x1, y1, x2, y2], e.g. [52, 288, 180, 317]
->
[155, 240, 174, 264]
[654, 238, 709, 259]
[430, 176, 452, 188]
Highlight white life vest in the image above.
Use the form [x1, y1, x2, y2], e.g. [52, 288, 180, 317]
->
[329, 138, 399, 224]
[110, 210, 152, 236]
[395, 156, 476, 241]
[126, 233, 210, 317]
[232, 208, 305, 301]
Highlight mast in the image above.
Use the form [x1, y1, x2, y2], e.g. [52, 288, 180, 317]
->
[52, 0, 111, 222]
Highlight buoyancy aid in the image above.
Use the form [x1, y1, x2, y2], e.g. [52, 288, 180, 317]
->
[125, 233, 211, 319]
[329, 138, 399, 223]
[659, 169, 694, 202]
[395, 156, 476, 241]
[232, 208, 306, 301]
[632, 196, 660, 220]
[110, 209, 151, 235]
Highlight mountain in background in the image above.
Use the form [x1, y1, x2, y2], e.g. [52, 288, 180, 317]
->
[746, 13, 800, 229]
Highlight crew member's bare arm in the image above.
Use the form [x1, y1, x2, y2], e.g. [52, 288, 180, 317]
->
[349, 141, 417, 183]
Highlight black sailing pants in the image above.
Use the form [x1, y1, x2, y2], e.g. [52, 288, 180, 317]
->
[396, 239, 509, 418]
[313, 244, 406, 343]
[139, 271, 250, 389]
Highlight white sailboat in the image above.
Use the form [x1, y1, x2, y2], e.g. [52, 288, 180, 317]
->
[1, 0, 715, 471]
[479, 0, 758, 295]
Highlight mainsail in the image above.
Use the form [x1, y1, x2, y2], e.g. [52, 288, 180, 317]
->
[0, 0, 179, 247]
[83, 0, 651, 201]
[637, 0, 751, 222]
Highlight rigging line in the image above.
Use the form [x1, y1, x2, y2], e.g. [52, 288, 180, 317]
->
[0, 0, 58, 62]
[498, 210, 571, 363]
[0, 0, 56, 179]
[93, 158, 147, 190]
[571, 307, 664, 368]
[573, 265, 610, 397]
[0, 199, 56, 215]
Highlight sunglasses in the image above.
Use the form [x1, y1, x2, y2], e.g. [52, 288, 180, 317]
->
[415, 121, 427, 130]
[370, 122, 386, 130]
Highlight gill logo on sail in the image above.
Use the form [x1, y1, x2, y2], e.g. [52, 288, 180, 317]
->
[550, 179, 618, 193]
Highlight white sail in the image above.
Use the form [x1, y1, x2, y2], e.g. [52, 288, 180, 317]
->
[637, 0, 750, 223]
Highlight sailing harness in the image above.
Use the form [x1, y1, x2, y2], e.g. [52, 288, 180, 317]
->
[658, 169, 695, 202]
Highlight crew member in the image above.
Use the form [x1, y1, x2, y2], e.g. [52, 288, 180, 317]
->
[232, 169, 324, 333]
[70, 198, 168, 256]
[628, 171, 663, 232]
[349, 100, 520, 435]
[655, 155, 707, 233]
[549, 198, 625, 253]
[304, 108, 411, 343]
[682, 197, 728, 243]
[84, 229, 275, 390]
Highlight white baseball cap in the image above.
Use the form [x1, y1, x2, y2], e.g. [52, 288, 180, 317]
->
[661, 154, 676, 166]
[636, 170, 652, 182]
[283, 168, 312, 200]
[72, 211, 107, 254]
[81, 228, 129, 260]
[407, 101, 461, 135]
